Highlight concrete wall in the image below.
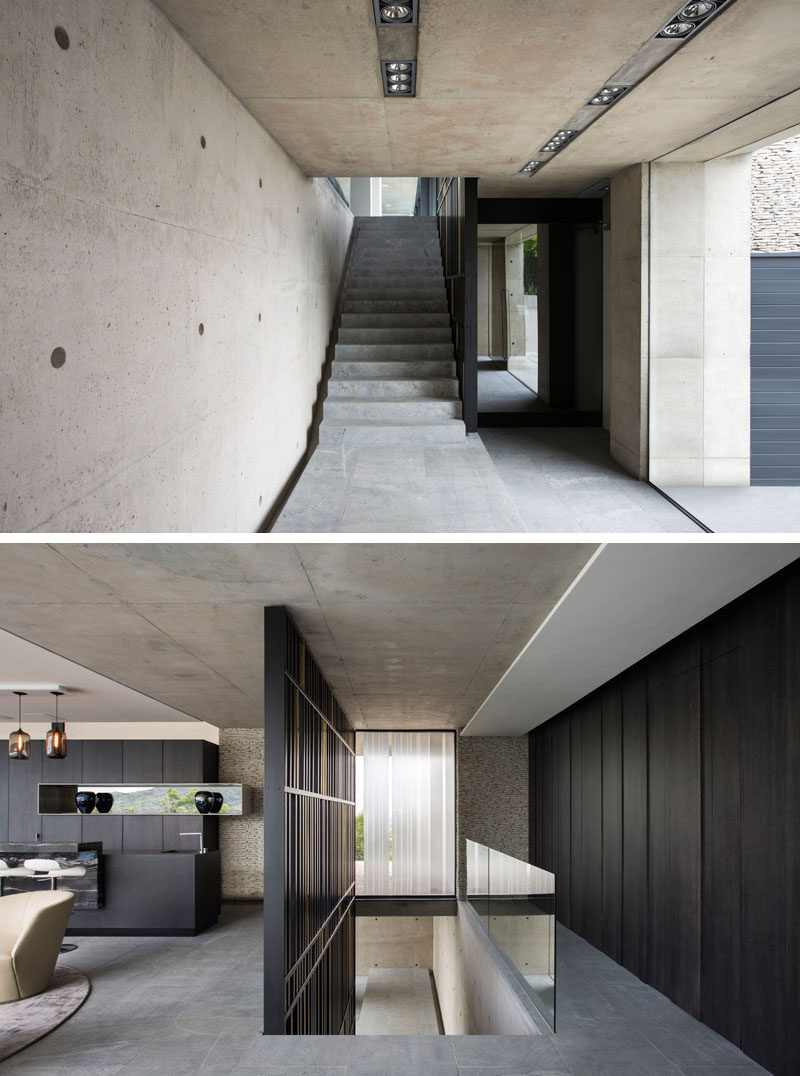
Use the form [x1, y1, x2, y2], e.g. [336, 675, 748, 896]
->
[356, 916, 433, 975]
[649, 156, 751, 485]
[609, 164, 650, 479]
[432, 903, 542, 1035]
[219, 729, 264, 899]
[752, 134, 800, 252]
[1, 0, 352, 532]
[457, 735, 528, 899]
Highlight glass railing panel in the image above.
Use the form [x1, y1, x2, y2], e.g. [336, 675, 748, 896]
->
[465, 839, 555, 1030]
[465, 838, 489, 928]
[488, 848, 555, 1029]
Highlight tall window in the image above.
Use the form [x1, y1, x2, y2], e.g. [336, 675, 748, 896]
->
[355, 731, 455, 896]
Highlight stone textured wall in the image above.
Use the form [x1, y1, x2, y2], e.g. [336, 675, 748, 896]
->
[752, 134, 800, 252]
[457, 735, 528, 899]
[219, 729, 264, 899]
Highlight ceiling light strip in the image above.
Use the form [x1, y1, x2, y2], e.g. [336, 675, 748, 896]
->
[516, 0, 738, 177]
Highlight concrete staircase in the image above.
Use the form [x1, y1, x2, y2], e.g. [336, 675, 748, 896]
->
[320, 216, 465, 444]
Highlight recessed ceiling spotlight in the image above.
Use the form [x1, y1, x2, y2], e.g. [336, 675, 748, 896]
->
[518, 161, 544, 175]
[660, 19, 695, 35]
[540, 129, 576, 153]
[587, 84, 630, 106]
[681, 1, 716, 16]
[381, 59, 417, 97]
[381, 4, 412, 20]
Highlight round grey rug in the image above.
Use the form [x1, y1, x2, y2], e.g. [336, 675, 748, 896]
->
[0, 965, 91, 1062]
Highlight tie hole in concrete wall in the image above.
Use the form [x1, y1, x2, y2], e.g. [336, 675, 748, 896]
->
[200, 135, 206, 149]
[50, 347, 66, 369]
[198, 323, 204, 336]
[54, 26, 69, 50]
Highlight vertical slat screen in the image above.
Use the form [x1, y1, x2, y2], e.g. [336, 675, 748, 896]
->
[264, 608, 355, 1036]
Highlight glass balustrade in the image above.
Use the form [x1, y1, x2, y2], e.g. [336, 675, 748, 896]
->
[466, 839, 556, 1029]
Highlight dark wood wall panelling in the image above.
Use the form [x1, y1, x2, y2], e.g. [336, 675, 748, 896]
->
[263, 607, 356, 1037]
[2, 739, 218, 854]
[528, 560, 800, 1076]
[436, 177, 478, 432]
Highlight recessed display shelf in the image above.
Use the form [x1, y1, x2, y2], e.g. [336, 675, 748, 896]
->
[38, 783, 249, 817]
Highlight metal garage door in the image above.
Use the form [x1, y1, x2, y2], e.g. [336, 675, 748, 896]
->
[751, 253, 800, 484]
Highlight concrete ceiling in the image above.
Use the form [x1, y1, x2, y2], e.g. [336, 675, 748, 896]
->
[0, 543, 596, 731]
[152, 0, 800, 196]
[0, 629, 199, 727]
[464, 543, 800, 736]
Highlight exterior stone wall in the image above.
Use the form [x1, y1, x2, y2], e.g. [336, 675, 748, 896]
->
[219, 729, 264, 899]
[456, 735, 529, 898]
[752, 134, 800, 252]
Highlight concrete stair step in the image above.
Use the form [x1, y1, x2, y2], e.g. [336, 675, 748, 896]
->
[328, 377, 460, 399]
[341, 313, 451, 327]
[319, 419, 465, 445]
[338, 327, 451, 343]
[349, 265, 443, 277]
[342, 300, 449, 313]
[354, 235, 440, 246]
[346, 281, 443, 294]
[346, 289, 447, 302]
[335, 343, 454, 360]
[333, 359, 457, 378]
[324, 397, 461, 422]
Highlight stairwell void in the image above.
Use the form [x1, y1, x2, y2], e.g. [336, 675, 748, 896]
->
[320, 217, 466, 445]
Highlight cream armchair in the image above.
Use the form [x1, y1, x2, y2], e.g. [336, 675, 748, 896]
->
[0, 890, 75, 1003]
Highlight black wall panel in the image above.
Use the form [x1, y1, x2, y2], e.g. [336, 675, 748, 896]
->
[9, 740, 43, 844]
[529, 560, 800, 1076]
[620, 667, 648, 981]
[739, 580, 787, 1076]
[122, 740, 163, 852]
[82, 740, 123, 851]
[600, 684, 622, 964]
[579, 698, 602, 952]
[41, 741, 84, 844]
[701, 647, 742, 1046]
[0, 749, 9, 843]
[553, 718, 571, 928]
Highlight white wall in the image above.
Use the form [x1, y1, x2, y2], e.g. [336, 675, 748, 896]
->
[0, 0, 352, 532]
[649, 156, 751, 486]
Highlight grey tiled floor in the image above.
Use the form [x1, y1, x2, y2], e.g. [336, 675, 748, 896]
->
[478, 369, 547, 413]
[273, 429, 700, 533]
[2, 904, 771, 1075]
[663, 483, 800, 532]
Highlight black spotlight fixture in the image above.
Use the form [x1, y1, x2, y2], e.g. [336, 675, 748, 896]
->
[381, 60, 417, 97]
[9, 691, 31, 761]
[45, 690, 68, 759]
[518, 160, 544, 176]
[657, 0, 724, 39]
[540, 129, 577, 154]
[587, 83, 630, 107]
[373, 0, 417, 25]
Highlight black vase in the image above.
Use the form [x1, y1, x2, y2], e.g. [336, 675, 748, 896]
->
[95, 792, 114, 814]
[194, 790, 214, 814]
[75, 791, 96, 814]
[211, 792, 224, 814]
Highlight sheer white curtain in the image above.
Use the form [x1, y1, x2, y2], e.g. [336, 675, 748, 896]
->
[361, 731, 455, 896]
[363, 732, 391, 894]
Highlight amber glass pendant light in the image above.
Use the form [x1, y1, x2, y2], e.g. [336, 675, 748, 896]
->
[9, 691, 31, 761]
[45, 690, 67, 759]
